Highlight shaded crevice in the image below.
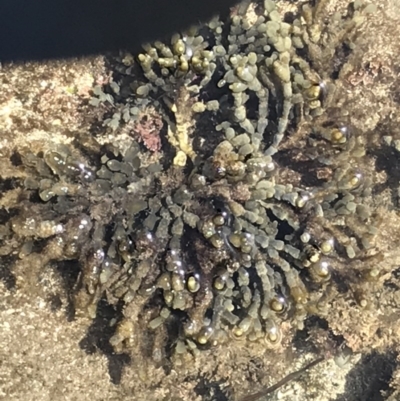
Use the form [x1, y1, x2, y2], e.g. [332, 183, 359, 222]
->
[292, 316, 345, 355]
[53, 259, 82, 321]
[79, 298, 131, 385]
[334, 351, 397, 401]
[194, 375, 230, 401]
[0, 254, 17, 290]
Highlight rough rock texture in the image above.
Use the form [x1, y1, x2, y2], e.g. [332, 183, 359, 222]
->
[1, 1, 400, 401]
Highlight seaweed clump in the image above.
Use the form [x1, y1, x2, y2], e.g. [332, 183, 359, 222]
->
[0, 0, 391, 377]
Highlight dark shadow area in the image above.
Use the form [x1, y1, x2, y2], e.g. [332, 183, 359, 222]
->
[330, 42, 352, 80]
[9, 151, 23, 166]
[0, 178, 21, 193]
[292, 316, 345, 355]
[53, 259, 82, 321]
[384, 267, 400, 291]
[275, 149, 329, 188]
[0, 0, 238, 61]
[0, 207, 18, 224]
[49, 294, 63, 312]
[372, 142, 400, 207]
[79, 297, 131, 384]
[334, 351, 397, 401]
[330, 270, 352, 294]
[194, 375, 230, 401]
[0, 254, 17, 290]
[264, 208, 295, 240]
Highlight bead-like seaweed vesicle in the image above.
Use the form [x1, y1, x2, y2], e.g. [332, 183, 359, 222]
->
[0, 0, 388, 373]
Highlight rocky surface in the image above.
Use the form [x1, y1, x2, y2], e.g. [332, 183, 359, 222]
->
[1, 1, 400, 401]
